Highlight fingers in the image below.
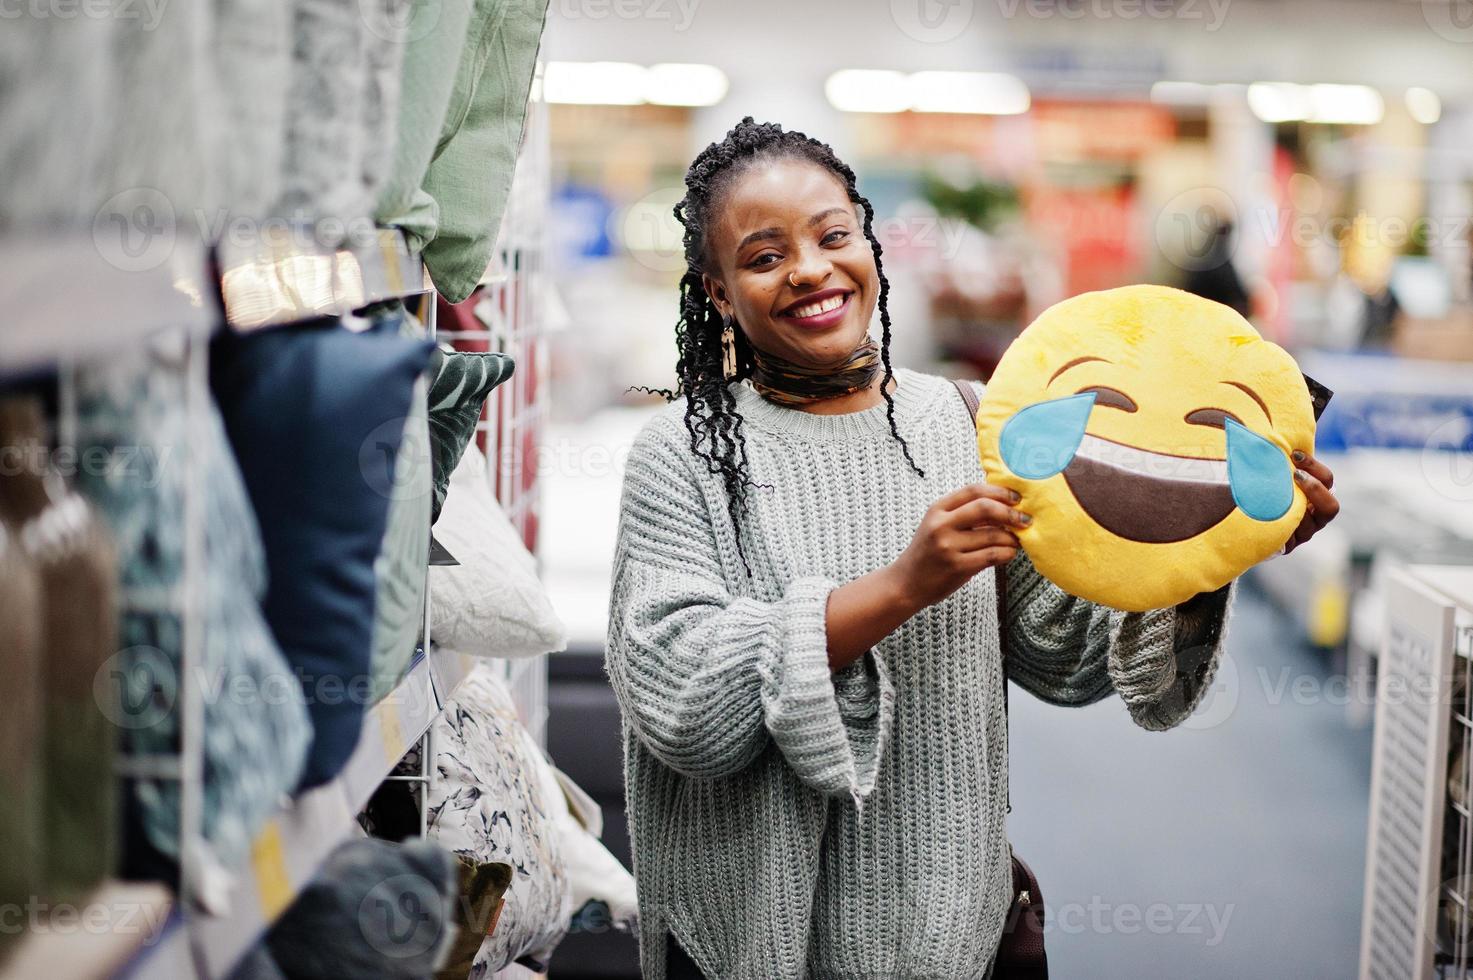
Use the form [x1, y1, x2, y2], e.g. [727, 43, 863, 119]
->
[1293, 466, 1340, 524]
[935, 481, 1020, 512]
[958, 545, 1020, 572]
[945, 494, 1031, 531]
[1282, 466, 1340, 554]
[1290, 450, 1334, 490]
[952, 526, 1021, 553]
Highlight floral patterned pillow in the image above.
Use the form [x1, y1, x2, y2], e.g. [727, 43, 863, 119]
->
[427, 664, 571, 973]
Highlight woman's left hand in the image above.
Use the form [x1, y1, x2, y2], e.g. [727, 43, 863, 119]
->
[1284, 451, 1340, 555]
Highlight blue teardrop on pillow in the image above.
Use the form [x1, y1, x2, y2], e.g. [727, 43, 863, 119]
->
[999, 392, 1096, 479]
[1225, 417, 1293, 521]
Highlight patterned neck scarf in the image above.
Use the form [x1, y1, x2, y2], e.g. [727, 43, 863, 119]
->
[748, 336, 881, 407]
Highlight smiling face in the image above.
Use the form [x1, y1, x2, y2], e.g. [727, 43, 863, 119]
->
[701, 156, 878, 369]
[976, 284, 1316, 612]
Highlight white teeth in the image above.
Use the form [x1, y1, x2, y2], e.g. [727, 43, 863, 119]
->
[1074, 433, 1228, 485]
[789, 294, 846, 318]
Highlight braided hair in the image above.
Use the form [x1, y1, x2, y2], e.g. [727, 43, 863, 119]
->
[645, 116, 924, 572]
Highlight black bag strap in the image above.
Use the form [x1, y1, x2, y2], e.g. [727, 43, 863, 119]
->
[952, 378, 1012, 814]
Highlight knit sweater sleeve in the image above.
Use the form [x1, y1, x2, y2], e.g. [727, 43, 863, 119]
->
[1001, 553, 1233, 731]
[605, 418, 893, 799]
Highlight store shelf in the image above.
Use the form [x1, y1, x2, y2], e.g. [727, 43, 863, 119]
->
[124, 651, 444, 979]
[1420, 566, 1473, 616]
[2, 226, 434, 374]
[8, 42, 552, 980]
[339, 230, 433, 313]
[218, 227, 432, 332]
[0, 235, 216, 377]
[429, 645, 481, 706]
[1360, 566, 1466, 979]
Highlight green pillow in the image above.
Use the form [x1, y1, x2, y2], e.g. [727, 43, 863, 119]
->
[370, 371, 431, 704]
[427, 349, 515, 524]
[367, 301, 435, 705]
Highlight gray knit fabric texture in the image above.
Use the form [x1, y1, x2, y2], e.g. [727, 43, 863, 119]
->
[606, 368, 1233, 980]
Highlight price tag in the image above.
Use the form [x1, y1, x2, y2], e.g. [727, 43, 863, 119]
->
[251, 820, 292, 921]
[382, 234, 405, 296]
[380, 699, 404, 765]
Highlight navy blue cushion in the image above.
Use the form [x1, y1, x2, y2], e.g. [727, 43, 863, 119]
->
[211, 319, 435, 788]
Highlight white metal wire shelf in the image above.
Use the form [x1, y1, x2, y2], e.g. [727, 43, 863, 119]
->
[436, 94, 552, 750]
[0, 237, 216, 379]
[122, 650, 464, 979]
[1438, 621, 1473, 977]
[6, 68, 551, 980]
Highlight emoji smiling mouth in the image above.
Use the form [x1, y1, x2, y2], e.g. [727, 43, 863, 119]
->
[1062, 434, 1235, 544]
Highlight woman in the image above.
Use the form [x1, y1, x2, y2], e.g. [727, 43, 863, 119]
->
[605, 117, 1339, 980]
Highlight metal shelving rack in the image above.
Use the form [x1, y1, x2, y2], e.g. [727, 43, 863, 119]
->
[0, 235, 217, 371]
[0, 228, 446, 980]
[1437, 572, 1473, 979]
[1359, 566, 1473, 980]
[440, 92, 552, 750]
[3, 86, 553, 977]
[0, 235, 216, 980]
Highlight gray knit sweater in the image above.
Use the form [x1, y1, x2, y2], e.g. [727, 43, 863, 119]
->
[605, 368, 1233, 980]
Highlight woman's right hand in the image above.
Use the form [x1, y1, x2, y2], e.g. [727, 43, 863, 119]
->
[888, 482, 1029, 610]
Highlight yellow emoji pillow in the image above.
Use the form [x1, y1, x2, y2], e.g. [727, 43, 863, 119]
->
[976, 284, 1315, 612]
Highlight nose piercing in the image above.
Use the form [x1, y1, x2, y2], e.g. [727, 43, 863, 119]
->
[788, 271, 801, 288]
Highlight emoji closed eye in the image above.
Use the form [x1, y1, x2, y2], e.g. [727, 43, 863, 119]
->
[1076, 386, 1137, 412]
[1185, 407, 1243, 429]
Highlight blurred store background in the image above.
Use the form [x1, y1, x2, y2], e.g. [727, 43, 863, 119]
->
[525, 1, 1473, 977]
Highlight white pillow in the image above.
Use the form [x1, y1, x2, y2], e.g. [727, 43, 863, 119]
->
[427, 663, 572, 971]
[529, 746, 639, 930]
[430, 443, 568, 659]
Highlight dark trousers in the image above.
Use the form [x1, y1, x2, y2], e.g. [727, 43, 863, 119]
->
[666, 934, 707, 979]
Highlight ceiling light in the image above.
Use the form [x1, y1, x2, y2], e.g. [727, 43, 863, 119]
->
[1405, 86, 1442, 125]
[908, 71, 1030, 115]
[1307, 84, 1383, 125]
[1246, 82, 1383, 126]
[646, 63, 729, 107]
[824, 70, 911, 114]
[1150, 81, 1215, 105]
[825, 69, 1030, 115]
[1247, 82, 1313, 123]
[543, 62, 648, 105]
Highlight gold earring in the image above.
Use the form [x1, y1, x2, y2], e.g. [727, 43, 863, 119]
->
[720, 313, 737, 380]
